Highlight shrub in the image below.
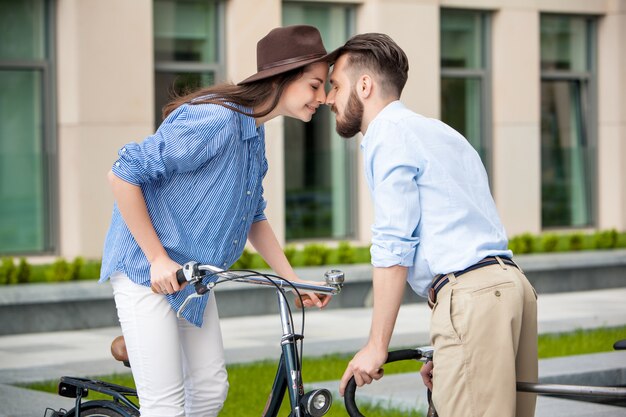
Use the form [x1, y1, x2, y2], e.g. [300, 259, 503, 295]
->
[509, 233, 535, 254]
[593, 229, 619, 250]
[0, 257, 17, 285]
[70, 257, 85, 281]
[249, 253, 269, 269]
[539, 234, 560, 253]
[568, 233, 585, 251]
[283, 245, 297, 264]
[232, 248, 253, 269]
[302, 244, 330, 266]
[16, 258, 31, 284]
[335, 241, 356, 264]
[46, 258, 72, 282]
[78, 259, 102, 280]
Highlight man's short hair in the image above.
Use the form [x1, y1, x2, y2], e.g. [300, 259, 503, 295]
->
[335, 33, 409, 97]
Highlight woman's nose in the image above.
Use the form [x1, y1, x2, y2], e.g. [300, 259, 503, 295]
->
[316, 87, 327, 104]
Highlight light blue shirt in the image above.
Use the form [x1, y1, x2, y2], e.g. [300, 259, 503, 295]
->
[362, 101, 512, 297]
[100, 102, 268, 326]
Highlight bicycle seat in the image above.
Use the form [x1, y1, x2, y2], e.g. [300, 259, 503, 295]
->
[614, 339, 626, 350]
[111, 335, 130, 367]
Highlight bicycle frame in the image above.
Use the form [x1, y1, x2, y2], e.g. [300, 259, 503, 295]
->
[263, 289, 308, 417]
[344, 347, 626, 417]
[48, 265, 344, 417]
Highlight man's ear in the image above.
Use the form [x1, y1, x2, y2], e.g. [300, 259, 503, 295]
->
[357, 75, 373, 99]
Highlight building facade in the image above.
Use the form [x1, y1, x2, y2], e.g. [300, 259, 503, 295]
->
[1, 0, 625, 260]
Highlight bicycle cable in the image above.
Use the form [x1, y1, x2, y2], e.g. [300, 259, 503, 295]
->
[205, 269, 307, 375]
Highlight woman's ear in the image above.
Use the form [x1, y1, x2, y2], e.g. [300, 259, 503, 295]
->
[357, 75, 373, 99]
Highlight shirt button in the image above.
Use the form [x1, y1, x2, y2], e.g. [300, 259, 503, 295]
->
[233, 240, 238, 244]
[242, 216, 246, 221]
[121, 147, 126, 153]
[246, 191, 251, 195]
[223, 262, 227, 267]
[115, 162, 120, 167]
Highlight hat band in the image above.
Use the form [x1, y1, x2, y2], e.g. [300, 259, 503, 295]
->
[258, 52, 326, 71]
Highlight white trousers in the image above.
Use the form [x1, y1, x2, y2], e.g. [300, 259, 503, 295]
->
[111, 272, 229, 417]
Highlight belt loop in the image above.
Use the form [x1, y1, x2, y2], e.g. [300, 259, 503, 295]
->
[447, 272, 457, 284]
[495, 256, 508, 270]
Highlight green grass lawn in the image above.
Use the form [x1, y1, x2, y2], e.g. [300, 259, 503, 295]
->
[24, 325, 626, 417]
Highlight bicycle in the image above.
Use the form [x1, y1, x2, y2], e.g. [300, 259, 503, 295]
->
[343, 340, 626, 417]
[44, 262, 345, 417]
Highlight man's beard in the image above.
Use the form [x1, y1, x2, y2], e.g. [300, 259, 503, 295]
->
[334, 89, 363, 138]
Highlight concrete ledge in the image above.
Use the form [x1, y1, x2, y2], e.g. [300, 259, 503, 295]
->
[2, 250, 626, 335]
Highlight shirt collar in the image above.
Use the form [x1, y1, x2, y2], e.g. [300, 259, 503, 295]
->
[236, 106, 263, 141]
[361, 100, 405, 149]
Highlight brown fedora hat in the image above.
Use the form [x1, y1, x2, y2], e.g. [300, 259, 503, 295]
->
[238, 25, 329, 85]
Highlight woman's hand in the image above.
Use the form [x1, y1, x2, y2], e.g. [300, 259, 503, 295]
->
[149, 255, 183, 295]
[293, 280, 332, 309]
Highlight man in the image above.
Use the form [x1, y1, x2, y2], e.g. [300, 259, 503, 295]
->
[326, 33, 538, 417]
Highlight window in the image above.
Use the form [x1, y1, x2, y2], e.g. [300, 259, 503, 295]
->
[153, 0, 224, 126]
[440, 9, 491, 173]
[0, 0, 54, 254]
[540, 15, 596, 228]
[283, 2, 356, 240]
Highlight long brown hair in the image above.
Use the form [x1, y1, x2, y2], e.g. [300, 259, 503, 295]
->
[161, 68, 305, 120]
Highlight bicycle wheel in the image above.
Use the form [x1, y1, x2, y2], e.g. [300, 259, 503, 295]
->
[65, 400, 138, 417]
[344, 349, 427, 417]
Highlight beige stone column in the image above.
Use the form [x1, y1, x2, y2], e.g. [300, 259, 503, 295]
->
[491, 7, 541, 236]
[597, 2, 626, 230]
[56, 0, 154, 259]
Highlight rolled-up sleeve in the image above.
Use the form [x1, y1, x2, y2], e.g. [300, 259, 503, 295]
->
[366, 122, 422, 268]
[111, 104, 233, 185]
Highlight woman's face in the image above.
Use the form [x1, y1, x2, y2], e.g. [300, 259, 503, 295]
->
[278, 61, 328, 122]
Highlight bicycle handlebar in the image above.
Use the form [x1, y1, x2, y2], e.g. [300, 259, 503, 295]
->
[344, 348, 433, 417]
[176, 261, 345, 294]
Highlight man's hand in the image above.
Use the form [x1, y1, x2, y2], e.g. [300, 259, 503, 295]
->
[420, 360, 434, 390]
[339, 344, 388, 396]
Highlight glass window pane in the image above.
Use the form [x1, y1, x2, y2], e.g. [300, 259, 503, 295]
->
[0, 70, 46, 252]
[441, 10, 483, 69]
[441, 77, 485, 160]
[0, 0, 46, 60]
[283, 3, 355, 240]
[154, 0, 219, 63]
[541, 80, 592, 227]
[154, 71, 215, 123]
[541, 15, 589, 72]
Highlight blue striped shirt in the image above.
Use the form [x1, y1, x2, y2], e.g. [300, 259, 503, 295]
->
[100, 102, 268, 327]
[362, 101, 512, 297]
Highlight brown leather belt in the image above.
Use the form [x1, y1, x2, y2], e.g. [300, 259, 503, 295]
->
[427, 256, 519, 309]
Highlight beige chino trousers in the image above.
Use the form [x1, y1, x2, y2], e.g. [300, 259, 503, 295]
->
[429, 260, 538, 417]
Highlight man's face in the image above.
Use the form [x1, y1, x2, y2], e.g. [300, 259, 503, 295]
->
[327, 55, 364, 138]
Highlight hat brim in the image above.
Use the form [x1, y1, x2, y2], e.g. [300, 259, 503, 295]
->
[237, 53, 333, 85]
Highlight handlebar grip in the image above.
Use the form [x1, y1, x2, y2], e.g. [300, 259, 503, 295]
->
[344, 349, 426, 417]
[176, 269, 186, 284]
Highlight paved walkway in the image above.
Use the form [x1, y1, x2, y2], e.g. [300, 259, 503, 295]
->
[1, 288, 626, 416]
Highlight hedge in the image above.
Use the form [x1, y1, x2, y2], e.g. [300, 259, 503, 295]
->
[2, 229, 626, 285]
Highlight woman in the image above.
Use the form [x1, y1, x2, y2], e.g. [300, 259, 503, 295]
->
[100, 25, 332, 417]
